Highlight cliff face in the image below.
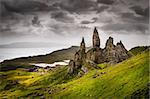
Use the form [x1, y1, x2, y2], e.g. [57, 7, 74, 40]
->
[68, 27, 130, 74]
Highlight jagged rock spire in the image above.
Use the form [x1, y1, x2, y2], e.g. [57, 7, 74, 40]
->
[68, 27, 130, 75]
[94, 27, 98, 33]
[81, 37, 85, 44]
[80, 37, 85, 51]
[116, 40, 127, 52]
[93, 27, 100, 48]
[105, 37, 115, 49]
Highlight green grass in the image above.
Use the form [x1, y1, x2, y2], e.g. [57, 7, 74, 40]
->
[129, 46, 149, 56]
[0, 50, 149, 98]
[51, 50, 149, 99]
[97, 63, 108, 69]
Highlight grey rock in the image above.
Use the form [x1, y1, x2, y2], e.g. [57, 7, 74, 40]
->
[68, 60, 75, 74]
[93, 27, 100, 48]
[68, 27, 130, 75]
[86, 47, 104, 64]
[68, 37, 86, 74]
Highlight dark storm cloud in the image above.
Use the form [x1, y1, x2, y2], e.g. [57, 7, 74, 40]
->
[119, 12, 148, 24]
[96, 0, 149, 35]
[96, 6, 109, 13]
[97, 0, 114, 5]
[100, 23, 148, 34]
[32, 16, 42, 26]
[1, 0, 57, 15]
[130, 6, 149, 17]
[0, 25, 24, 37]
[51, 11, 74, 23]
[54, 0, 97, 14]
[0, 0, 149, 42]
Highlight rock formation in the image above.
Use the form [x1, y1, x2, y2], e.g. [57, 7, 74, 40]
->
[103, 37, 117, 64]
[68, 37, 86, 74]
[68, 27, 130, 74]
[93, 27, 100, 48]
[103, 37, 129, 64]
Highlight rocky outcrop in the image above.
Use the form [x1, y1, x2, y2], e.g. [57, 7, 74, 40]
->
[86, 47, 104, 64]
[86, 27, 104, 64]
[103, 37, 129, 64]
[68, 38, 86, 74]
[68, 27, 130, 74]
[115, 41, 129, 62]
[93, 27, 100, 48]
[103, 37, 117, 64]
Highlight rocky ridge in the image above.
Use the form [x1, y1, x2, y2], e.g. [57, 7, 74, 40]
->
[68, 27, 130, 74]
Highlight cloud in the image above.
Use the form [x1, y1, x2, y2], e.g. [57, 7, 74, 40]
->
[97, 0, 114, 5]
[100, 23, 148, 34]
[130, 6, 149, 17]
[0, 0, 149, 48]
[54, 0, 97, 14]
[31, 16, 42, 26]
[119, 12, 148, 24]
[51, 11, 74, 23]
[81, 21, 92, 24]
[92, 17, 98, 21]
[80, 17, 98, 24]
[95, 5, 109, 13]
[1, 0, 57, 15]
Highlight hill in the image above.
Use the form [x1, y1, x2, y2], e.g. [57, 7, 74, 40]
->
[0, 49, 149, 98]
[0, 46, 80, 71]
[128, 46, 149, 56]
[0, 46, 92, 71]
[1, 46, 80, 63]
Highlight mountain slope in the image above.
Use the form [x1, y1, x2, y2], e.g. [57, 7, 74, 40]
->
[0, 49, 149, 98]
[0, 46, 80, 71]
[129, 46, 149, 56]
[53, 50, 149, 98]
[0, 46, 92, 71]
[2, 46, 79, 63]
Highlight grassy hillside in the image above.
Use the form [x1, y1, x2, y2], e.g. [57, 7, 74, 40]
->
[129, 46, 149, 56]
[0, 49, 149, 98]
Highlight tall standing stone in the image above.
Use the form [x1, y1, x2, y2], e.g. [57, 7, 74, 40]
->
[78, 37, 86, 65]
[80, 37, 86, 52]
[87, 28, 103, 64]
[93, 27, 100, 48]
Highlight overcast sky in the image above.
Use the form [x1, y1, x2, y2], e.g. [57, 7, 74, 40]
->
[0, 0, 149, 49]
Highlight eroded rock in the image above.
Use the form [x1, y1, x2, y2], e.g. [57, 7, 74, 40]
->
[68, 27, 130, 74]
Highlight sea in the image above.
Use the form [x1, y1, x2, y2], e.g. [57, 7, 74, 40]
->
[0, 47, 65, 62]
